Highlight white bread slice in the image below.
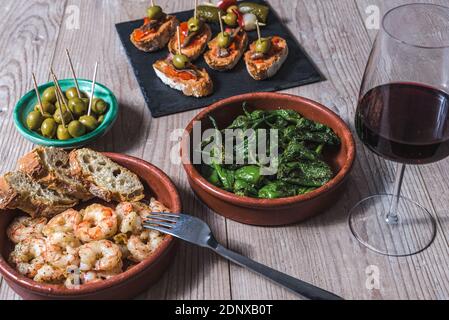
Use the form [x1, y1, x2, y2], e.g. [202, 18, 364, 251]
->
[130, 15, 179, 52]
[0, 171, 78, 217]
[153, 59, 213, 98]
[69, 148, 144, 203]
[17, 147, 92, 201]
[204, 30, 249, 71]
[244, 36, 289, 80]
[168, 23, 212, 61]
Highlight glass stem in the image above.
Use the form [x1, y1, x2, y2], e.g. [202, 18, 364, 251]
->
[386, 163, 406, 225]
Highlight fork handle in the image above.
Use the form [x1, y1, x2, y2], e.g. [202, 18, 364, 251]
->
[213, 244, 343, 300]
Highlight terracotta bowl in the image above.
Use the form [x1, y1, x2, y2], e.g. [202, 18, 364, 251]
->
[0, 153, 181, 300]
[181, 92, 355, 226]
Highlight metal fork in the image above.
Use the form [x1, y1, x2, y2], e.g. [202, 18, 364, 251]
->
[143, 213, 343, 300]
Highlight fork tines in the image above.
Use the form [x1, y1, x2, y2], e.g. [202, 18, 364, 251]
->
[143, 212, 179, 230]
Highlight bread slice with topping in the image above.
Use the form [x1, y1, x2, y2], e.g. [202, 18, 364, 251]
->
[0, 171, 78, 217]
[204, 29, 248, 71]
[168, 22, 212, 61]
[244, 36, 289, 80]
[69, 148, 145, 203]
[130, 15, 179, 52]
[17, 147, 92, 201]
[153, 58, 213, 97]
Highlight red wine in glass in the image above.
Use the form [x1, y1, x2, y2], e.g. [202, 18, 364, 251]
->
[356, 82, 449, 165]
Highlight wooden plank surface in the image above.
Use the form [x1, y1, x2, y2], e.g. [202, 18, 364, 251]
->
[0, 0, 448, 300]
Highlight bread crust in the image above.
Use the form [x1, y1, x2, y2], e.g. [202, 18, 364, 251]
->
[17, 147, 92, 201]
[130, 15, 179, 52]
[0, 172, 77, 218]
[244, 36, 289, 80]
[204, 30, 248, 71]
[168, 23, 212, 61]
[69, 149, 145, 203]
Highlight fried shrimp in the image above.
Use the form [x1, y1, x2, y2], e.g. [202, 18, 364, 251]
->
[79, 266, 123, 284]
[115, 202, 143, 234]
[78, 240, 122, 271]
[9, 237, 47, 278]
[43, 209, 82, 236]
[45, 241, 80, 269]
[75, 204, 118, 242]
[33, 264, 65, 283]
[127, 230, 165, 262]
[7, 216, 47, 244]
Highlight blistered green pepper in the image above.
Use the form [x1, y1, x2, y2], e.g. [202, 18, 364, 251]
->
[196, 5, 225, 23]
[235, 165, 262, 185]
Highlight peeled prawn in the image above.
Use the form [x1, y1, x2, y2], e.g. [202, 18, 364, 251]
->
[127, 230, 165, 262]
[43, 209, 82, 236]
[78, 240, 122, 271]
[9, 237, 47, 278]
[7, 216, 47, 244]
[75, 204, 118, 242]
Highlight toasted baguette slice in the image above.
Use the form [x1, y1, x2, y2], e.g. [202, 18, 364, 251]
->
[17, 147, 92, 201]
[153, 58, 213, 97]
[69, 148, 145, 203]
[244, 36, 289, 80]
[168, 23, 212, 61]
[130, 15, 179, 52]
[0, 171, 78, 217]
[204, 30, 248, 71]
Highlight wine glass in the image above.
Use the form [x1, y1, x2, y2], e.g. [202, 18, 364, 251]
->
[349, 4, 449, 257]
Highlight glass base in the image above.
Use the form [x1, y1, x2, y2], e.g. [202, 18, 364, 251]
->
[348, 194, 437, 257]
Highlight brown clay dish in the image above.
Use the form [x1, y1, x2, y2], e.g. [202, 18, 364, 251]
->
[181, 92, 355, 226]
[0, 153, 181, 300]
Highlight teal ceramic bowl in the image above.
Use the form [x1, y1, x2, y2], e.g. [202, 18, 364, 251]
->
[13, 79, 118, 149]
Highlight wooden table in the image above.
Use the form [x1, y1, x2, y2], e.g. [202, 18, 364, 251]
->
[0, 0, 448, 300]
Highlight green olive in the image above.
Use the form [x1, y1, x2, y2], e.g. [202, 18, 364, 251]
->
[26, 111, 44, 131]
[92, 98, 108, 115]
[41, 118, 57, 138]
[54, 109, 72, 124]
[56, 125, 72, 140]
[81, 97, 90, 107]
[217, 32, 232, 48]
[172, 54, 190, 69]
[227, 5, 239, 14]
[79, 115, 98, 132]
[42, 87, 57, 104]
[67, 120, 86, 138]
[187, 17, 202, 32]
[255, 37, 272, 54]
[34, 101, 56, 114]
[97, 115, 105, 124]
[68, 98, 87, 117]
[222, 12, 238, 26]
[65, 87, 80, 100]
[147, 5, 163, 20]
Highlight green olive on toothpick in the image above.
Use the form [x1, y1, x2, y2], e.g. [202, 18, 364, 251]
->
[217, 11, 231, 48]
[254, 20, 271, 54]
[172, 26, 190, 70]
[147, 0, 163, 20]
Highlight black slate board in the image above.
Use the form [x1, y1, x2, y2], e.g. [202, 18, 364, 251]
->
[115, 0, 324, 118]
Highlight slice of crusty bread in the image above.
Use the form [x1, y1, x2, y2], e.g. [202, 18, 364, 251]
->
[0, 171, 78, 217]
[17, 147, 92, 201]
[204, 31, 248, 71]
[153, 59, 213, 97]
[69, 148, 145, 203]
[244, 36, 289, 80]
[168, 23, 212, 61]
[130, 15, 179, 52]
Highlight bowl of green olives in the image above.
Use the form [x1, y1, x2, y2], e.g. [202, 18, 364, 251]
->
[14, 78, 118, 148]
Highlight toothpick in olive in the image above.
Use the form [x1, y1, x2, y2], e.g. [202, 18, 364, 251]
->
[147, 5, 163, 20]
[54, 108, 72, 125]
[187, 17, 202, 32]
[41, 118, 57, 138]
[57, 124, 72, 140]
[217, 32, 232, 48]
[65, 87, 80, 100]
[79, 115, 98, 132]
[26, 110, 44, 131]
[42, 86, 57, 104]
[255, 37, 272, 54]
[172, 54, 190, 69]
